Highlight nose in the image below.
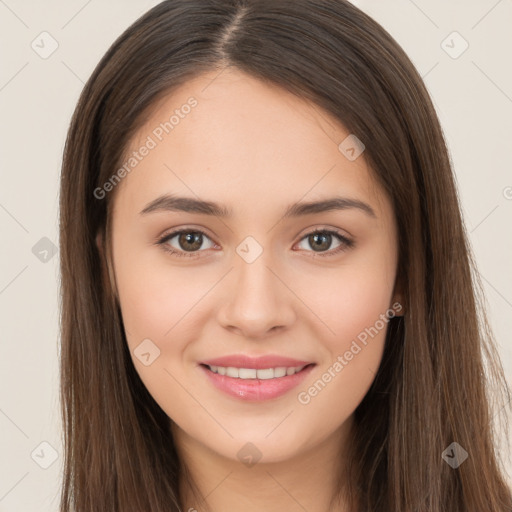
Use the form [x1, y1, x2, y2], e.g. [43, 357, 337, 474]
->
[217, 250, 297, 339]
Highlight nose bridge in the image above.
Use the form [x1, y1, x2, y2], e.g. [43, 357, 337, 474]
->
[217, 239, 295, 337]
[233, 243, 281, 312]
[233, 232, 278, 296]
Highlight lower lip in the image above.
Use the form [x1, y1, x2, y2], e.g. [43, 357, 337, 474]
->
[199, 364, 315, 401]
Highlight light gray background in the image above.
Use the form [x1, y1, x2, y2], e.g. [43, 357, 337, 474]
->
[1, 0, 511, 510]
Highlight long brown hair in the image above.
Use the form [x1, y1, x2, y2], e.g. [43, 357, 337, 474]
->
[58, 0, 512, 510]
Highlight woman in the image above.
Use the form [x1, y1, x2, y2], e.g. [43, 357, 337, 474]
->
[58, 0, 512, 510]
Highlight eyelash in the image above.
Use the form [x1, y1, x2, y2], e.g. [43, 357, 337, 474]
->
[155, 227, 355, 259]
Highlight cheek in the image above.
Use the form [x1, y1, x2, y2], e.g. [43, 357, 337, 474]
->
[113, 244, 201, 345]
[113, 244, 222, 412]
[303, 257, 396, 352]
[113, 255, 204, 421]
[291, 256, 395, 420]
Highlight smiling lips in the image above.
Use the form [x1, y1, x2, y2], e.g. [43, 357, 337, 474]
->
[199, 354, 316, 401]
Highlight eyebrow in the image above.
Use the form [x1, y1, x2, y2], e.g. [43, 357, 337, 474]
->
[139, 194, 377, 219]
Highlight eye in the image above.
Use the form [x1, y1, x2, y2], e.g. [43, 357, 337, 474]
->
[295, 229, 354, 257]
[155, 227, 354, 259]
[156, 228, 216, 258]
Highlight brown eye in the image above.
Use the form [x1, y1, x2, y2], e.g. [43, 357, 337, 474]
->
[157, 229, 216, 258]
[308, 232, 332, 252]
[177, 232, 203, 251]
[296, 229, 354, 257]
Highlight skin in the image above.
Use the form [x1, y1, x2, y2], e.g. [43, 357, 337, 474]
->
[99, 67, 403, 512]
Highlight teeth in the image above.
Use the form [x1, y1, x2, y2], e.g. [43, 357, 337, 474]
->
[226, 366, 239, 378]
[207, 365, 306, 379]
[239, 368, 257, 379]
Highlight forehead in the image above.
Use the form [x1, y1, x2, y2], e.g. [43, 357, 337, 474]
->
[112, 68, 389, 221]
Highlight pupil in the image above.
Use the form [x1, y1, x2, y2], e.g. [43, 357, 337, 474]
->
[311, 233, 330, 251]
[180, 232, 202, 251]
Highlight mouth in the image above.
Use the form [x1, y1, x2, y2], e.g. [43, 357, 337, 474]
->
[200, 363, 314, 379]
[199, 363, 316, 401]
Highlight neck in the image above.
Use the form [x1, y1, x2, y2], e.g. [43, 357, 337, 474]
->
[172, 416, 357, 512]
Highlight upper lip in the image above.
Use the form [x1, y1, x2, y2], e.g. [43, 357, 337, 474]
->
[200, 354, 315, 369]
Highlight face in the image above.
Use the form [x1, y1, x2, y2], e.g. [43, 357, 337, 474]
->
[101, 67, 402, 465]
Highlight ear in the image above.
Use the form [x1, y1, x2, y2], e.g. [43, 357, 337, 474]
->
[95, 228, 119, 302]
[390, 275, 405, 317]
[95, 230, 103, 252]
